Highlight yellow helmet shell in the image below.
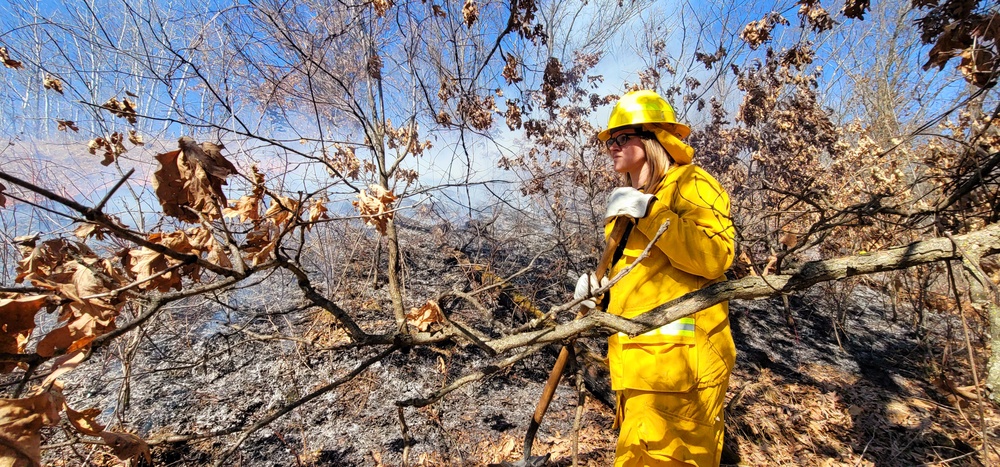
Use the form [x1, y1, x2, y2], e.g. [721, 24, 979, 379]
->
[598, 90, 691, 141]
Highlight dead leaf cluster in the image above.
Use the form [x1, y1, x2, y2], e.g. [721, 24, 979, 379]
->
[740, 12, 789, 50]
[223, 164, 266, 223]
[127, 228, 231, 292]
[0, 378, 150, 467]
[0, 46, 22, 69]
[917, 4, 999, 88]
[372, 0, 392, 18]
[462, 0, 478, 28]
[99, 97, 138, 125]
[42, 75, 63, 94]
[14, 238, 127, 357]
[55, 120, 78, 132]
[88, 133, 127, 166]
[384, 119, 432, 158]
[353, 184, 397, 235]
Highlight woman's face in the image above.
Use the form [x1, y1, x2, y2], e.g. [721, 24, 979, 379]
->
[607, 128, 648, 176]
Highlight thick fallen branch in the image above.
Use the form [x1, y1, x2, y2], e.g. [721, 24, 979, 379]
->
[483, 222, 1000, 352]
[255, 223, 1000, 356]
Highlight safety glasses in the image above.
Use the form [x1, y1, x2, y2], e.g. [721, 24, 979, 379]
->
[604, 132, 650, 150]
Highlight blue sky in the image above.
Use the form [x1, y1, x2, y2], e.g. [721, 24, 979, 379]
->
[0, 0, 984, 235]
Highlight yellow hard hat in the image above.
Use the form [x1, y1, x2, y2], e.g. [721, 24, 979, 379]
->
[598, 90, 690, 141]
[598, 90, 693, 164]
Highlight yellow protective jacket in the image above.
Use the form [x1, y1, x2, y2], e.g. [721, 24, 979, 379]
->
[605, 164, 736, 392]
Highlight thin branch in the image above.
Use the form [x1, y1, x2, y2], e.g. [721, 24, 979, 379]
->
[79, 262, 187, 300]
[0, 170, 241, 279]
[0, 286, 48, 294]
[527, 220, 669, 328]
[276, 257, 368, 341]
[398, 406, 412, 467]
[90, 276, 242, 352]
[94, 168, 135, 212]
[213, 344, 400, 464]
[396, 343, 547, 408]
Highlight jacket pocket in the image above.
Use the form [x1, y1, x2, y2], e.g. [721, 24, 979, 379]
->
[621, 341, 698, 392]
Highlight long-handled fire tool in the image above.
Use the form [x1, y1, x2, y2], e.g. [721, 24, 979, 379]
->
[502, 217, 633, 467]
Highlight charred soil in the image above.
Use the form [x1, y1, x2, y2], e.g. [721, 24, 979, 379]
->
[37, 224, 1000, 466]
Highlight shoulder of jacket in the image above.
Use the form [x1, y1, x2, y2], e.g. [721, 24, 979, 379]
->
[658, 164, 700, 192]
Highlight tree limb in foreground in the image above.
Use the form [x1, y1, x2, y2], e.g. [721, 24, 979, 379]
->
[483, 222, 1000, 353]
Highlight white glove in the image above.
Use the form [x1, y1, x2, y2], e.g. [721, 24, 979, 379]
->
[605, 187, 656, 221]
[574, 273, 609, 309]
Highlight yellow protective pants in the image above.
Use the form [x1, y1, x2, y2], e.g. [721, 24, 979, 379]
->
[614, 383, 727, 467]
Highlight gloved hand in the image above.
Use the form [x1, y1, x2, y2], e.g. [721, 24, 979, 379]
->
[574, 272, 609, 309]
[605, 187, 656, 221]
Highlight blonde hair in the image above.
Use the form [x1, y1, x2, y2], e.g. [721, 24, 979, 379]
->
[624, 134, 674, 193]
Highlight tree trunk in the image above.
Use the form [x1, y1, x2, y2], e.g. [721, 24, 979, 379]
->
[985, 303, 1000, 404]
[955, 242, 1000, 404]
[386, 219, 407, 330]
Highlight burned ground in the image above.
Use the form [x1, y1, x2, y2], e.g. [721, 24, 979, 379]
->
[35, 222, 1000, 466]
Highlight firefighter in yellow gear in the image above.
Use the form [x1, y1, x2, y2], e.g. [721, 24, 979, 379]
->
[580, 90, 736, 466]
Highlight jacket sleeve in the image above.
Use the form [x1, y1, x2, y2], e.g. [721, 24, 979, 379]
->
[636, 166, 735, 280]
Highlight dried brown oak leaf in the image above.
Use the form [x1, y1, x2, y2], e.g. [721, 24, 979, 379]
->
[264, 196, 301, 227]
[100, 97, 138, 125]
[128, 129, 144, 146]
[842, 0, 870, 20]
[224, 194, 263, 223]
[42, 351, 88, 389]
[42, 75, 63, 94]
[0, 389, 61, 467]
[463, 0, 478, 28]
[88, 132, 127, 166]
[65, 406, 104, 436]
[740, 12, 788, 50]
[153, 137, 237, 223]
[0, 295, 51, 373]
[15, 237, 78, 284]
[325, 144, 361, 180]
[502, 53, 522, 84]
[308, 198, 329, 227]
[186, 226, 232, 269]
[100, 431, 152, 464]
[72, 224, 102, 241]
[798, 2, 834, 33]
[0, 46, 22, 69]
[407, 300, 445, 332]
[243, 225, 277, 266]
[958, 47, 998, 88]
[74, 215, 126, 241]
[0, 182, 6, 207]
[353, 185, 397, 235]
[56, 120, 78, 132]
[223, 165, 265, 223]
[36, 260, 122, 357]
[372, 0, 392, 17]
[695, 47, 727, 70]
[779, 231, 799, 249]
[737, 251, 757, 277]
[127, 230, 195, 292]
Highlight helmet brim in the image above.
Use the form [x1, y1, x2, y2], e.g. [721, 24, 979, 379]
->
[598, 121, 691, 142]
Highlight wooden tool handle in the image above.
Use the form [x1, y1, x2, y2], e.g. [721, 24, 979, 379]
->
[522, 216, 632, 458]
